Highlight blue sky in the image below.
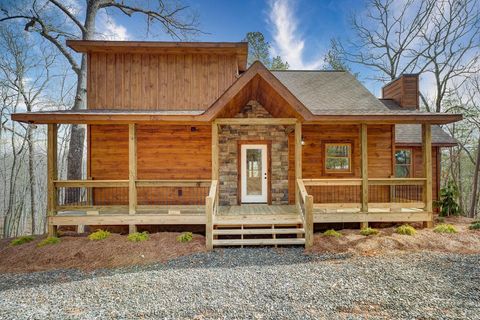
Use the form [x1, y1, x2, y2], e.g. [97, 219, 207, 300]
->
[103, 0, 382, 95]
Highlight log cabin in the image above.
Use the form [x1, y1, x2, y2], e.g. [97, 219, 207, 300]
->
[12, 40, 462, 249]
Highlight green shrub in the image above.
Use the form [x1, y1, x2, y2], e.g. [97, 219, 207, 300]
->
[323, 229, 342, 237]
[469, 221, 480, 230]
[88, 230, 111, 241]
[10, 235, 35, 246]
[395, 224, 417, 236]
[360, 227, 379, 236]
[433, 224, 458, 234]
[436, 181, 461, 217]
[37, 237, 60, 247]
[176, 232, 193, 243]
[127, 231, 149, 242]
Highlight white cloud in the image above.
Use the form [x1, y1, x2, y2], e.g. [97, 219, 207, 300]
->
[268, 0, 323, 70]
[96, 11, 130, 41]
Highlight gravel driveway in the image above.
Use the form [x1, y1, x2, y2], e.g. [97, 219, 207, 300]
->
[0, 249, 479, 319]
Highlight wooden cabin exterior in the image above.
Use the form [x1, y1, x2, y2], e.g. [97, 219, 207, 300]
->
[12, 40, 461, 249]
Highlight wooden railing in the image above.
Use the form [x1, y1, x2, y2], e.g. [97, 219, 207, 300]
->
[206, 180, 219, 250]
[303, 178, 427, 213]
[53, 179, 211, 211]
[296, 179, 313, 247]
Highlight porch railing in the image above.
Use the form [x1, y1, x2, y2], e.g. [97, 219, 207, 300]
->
[303, 178, 428, 213]
[54, 179, 211, 211]
[296, 179, 313, 247]
[205, 179, 219, 250]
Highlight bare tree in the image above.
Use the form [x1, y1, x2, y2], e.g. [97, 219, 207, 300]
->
[0, 26, 54, 236]
[0, 0, 201, 201]
[339, 0, 436, 81]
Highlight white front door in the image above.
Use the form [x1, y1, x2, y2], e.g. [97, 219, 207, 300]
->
[241, 144, 268, 203]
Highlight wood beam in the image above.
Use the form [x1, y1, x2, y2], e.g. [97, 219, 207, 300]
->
[47, 124, 58, 237]
[422, 124, 433, 228]
[128, 124, 137, 224]
[360, 124, 368, 228]
[214, 118, 298, 125]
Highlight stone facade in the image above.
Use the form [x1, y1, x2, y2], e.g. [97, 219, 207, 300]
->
[218, 100, 290, 205]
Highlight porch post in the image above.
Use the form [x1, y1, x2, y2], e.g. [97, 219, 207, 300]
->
[422, 124, 433, 228]
[128, 123, 137, 233]
[47, 124, 58, 237]
[360, 124, 368, 228]
[294, 121, 302, 205]
[212, 121, 219, 180]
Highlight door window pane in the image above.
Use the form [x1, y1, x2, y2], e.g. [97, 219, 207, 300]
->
[395, 149, 412, 178]
[246, 149, 262, 195]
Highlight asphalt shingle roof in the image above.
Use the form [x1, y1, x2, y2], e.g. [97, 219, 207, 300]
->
[271, 70, 456, 146]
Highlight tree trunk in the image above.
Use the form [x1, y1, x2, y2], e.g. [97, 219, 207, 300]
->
[65, 5, 97, 201]
[469, 137, 480, 218]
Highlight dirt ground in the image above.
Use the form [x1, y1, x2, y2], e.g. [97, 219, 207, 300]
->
[0, 232, 206, 273]
[1, 217, 479, 274]
[309, 216, 480, 256]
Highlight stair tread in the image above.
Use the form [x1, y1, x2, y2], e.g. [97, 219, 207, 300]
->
[213, 238, 306, 246]
[213, 228, 305, 235]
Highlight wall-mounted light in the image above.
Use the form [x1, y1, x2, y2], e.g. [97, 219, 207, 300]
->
[301, 136, 305, 146]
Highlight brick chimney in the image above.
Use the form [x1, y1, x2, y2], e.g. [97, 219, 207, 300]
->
[381, 74, 419, 110]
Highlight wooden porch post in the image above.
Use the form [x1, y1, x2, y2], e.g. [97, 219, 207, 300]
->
[47, 124, 58, 237]
[295, 121, 302, 205]
[360, 124, 369, 229]
[212, 122, 219, 180]
[422, 124, 433, 228]
[128, 123, 137, 234]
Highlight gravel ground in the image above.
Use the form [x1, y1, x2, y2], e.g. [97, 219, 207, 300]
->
[0, 249, 479, 319]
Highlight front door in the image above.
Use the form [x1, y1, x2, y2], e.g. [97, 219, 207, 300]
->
[241, 144, 268, 203]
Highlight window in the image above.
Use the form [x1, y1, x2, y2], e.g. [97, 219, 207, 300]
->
[395, 149, 412, 177]
[325, 143, 351, 172]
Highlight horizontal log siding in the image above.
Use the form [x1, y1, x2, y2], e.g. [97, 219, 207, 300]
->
[89, 125, 211, 205]
[288, 125, 394, 204]
[87, 52, 238, 110]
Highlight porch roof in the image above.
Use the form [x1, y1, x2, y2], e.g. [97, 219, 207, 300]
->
[11, 62, 462, 125]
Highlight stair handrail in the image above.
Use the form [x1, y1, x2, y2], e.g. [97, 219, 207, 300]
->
[206, 179, 218, 250]
[297, 179, 313, 248]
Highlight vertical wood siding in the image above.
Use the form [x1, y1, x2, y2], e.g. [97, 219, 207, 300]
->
[87, 53, 238, 110]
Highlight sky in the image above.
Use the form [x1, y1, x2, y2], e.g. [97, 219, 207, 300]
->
[98, 0, 382, 95]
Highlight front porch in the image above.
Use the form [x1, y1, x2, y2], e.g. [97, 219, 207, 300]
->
[45, 116, 434, 250]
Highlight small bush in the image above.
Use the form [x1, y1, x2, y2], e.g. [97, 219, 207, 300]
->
[433, 224, 458, 234]
[10, 235, 35, 246]
[323, 229, 342, 237]
[127, 231, 149, 242]
[37, 237, 60, 247]
[176, 232, 193, 243]
[88, 230, 111, 241]
[360, 227, 379, 236]
[469, 221, 480, 230]
[395, 224, 417, 236]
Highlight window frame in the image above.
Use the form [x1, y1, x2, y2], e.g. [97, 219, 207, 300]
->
[394, 148, 413, 178]
[323, 142, 353, 174]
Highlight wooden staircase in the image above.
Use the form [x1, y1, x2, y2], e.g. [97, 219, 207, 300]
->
[212, 214, 305, 247]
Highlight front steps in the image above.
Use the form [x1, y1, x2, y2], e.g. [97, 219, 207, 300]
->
[212, 216, 306, 247]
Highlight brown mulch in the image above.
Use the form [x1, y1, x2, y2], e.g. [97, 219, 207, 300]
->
[0, 232, 206, 273]
[309, 216, 480, 256]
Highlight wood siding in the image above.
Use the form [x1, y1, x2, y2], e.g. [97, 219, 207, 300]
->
[87, 53, 238, 110]
[382, 75, 419, 109]
[89, 124, 211, 205]
[288, 125, 394, 203]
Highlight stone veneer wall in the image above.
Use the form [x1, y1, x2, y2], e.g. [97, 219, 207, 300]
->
[218, 100, 290, 205]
